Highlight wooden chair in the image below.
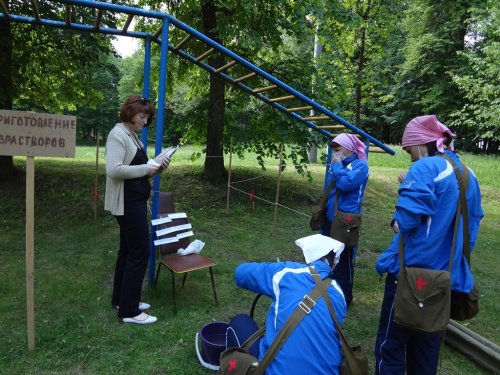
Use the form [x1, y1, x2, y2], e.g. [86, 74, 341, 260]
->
[153, 192, 218, 315]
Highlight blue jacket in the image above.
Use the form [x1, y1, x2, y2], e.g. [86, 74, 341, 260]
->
[235, 260, 346, 375]
[376, 151, 483, 292]
[325, 154, 369, 222]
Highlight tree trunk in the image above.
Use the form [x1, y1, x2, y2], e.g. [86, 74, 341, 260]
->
[200, 0, 227, 181]
[354, 0, 373, 129]
[354, 24, 366, 128]
[0, 0, 16, 181]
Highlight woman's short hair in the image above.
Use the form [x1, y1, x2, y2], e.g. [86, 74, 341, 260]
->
[119, 95, 156, 126]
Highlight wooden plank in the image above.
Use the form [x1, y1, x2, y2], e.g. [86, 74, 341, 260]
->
[26, 156, 35, 351]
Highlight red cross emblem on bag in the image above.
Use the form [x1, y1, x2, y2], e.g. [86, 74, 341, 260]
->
[415, 276, 428, 291]
[228, 359, 237, 371]
[347, 215, 353, 223]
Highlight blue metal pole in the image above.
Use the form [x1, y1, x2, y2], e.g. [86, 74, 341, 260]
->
[2, 0, 395, 155]
[148, 19, 170, 285]
[141, 38, 151, 148]
[161, 15, 395, 155]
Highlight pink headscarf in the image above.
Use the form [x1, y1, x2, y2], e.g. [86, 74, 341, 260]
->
[402, 115, 453, 153]
[331, 134, 367, 161]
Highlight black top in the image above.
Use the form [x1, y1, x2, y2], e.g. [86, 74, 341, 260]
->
[124, 148, 151, 206]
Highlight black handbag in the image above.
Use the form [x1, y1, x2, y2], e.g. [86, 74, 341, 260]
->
[450, 286, 479, 321]
[309, 179, 336, 231]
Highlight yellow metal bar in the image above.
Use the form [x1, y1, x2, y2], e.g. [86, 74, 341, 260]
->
[367, 147, 386, 153]
[0, 0, 10, 16]
[65, 4, 71, 25]
[286, 106, 312, 112]
[195, 48, 215, 62]
[30, 0, 40, 21]
[330, 133, 362, 138]
[153, 25, 163, 40]
[301, 115, 330, 121]
[233, 72, 257, 83]
[216, 60, 237, 73]
[252, 85, 277, 93]
[122, 14, 134, 32]
[174, 34, 192, 50]
[95, 9, 103, 30]
[269, 95, 295, 102]
[316, 125, 345, 129]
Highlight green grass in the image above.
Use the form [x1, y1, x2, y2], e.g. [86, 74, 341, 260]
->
[0, 145, 498, 374]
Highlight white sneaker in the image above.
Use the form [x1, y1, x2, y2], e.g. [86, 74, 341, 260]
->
[122, 314, 157, 325]
[115, 302, 151, 311]
[138, 302, 151, 311]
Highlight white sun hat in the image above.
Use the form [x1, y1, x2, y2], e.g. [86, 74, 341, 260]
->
[295, 234, 345, 264]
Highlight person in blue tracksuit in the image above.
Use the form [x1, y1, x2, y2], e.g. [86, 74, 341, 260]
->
[374, 115, 483, 375]
[322, 134, 370, 306]
[232, 234, 347, 375]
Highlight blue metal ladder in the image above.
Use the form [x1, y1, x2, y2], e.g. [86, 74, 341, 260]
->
[1, 0, 395, 283]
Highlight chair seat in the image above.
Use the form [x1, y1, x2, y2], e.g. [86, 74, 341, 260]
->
[161, 254, 216, 273]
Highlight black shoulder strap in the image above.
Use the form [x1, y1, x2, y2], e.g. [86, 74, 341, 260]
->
[310, 269, 363, 373]
[438, 153, 472, 264]
[318, 178, 336, 209]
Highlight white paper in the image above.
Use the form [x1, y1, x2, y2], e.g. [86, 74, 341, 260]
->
[156, 223, 192, 237]
[151, 216, 172, 226]
[154, 237, 179, 246]
[147, 159, 161, 167]
[154, 146, 178, 164]
[163, 146, 178, 158]
[177, 231, 194, 239]
[168, 212, 187, 219]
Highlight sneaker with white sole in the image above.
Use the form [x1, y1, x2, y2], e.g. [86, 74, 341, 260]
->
[138, 302, 151, 310]
[114, 302, 151, 311]
[122, 314, 157, 325]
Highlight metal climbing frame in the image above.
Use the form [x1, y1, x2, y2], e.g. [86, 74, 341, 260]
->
[1, 0, 395, 283]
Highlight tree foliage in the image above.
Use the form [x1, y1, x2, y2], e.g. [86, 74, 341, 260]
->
[449, 0, 499, 152]
[1, 0, 497, 182]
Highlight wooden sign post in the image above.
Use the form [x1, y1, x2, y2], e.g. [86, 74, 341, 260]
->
[0, 110, 76, 350]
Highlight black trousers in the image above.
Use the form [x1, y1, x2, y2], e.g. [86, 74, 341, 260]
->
[330, 246, 356, 306]
[112, 202, 150, 318]
[322, 220, 356, 306]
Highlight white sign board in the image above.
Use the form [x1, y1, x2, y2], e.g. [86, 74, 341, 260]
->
[0, 110, 76, 157]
